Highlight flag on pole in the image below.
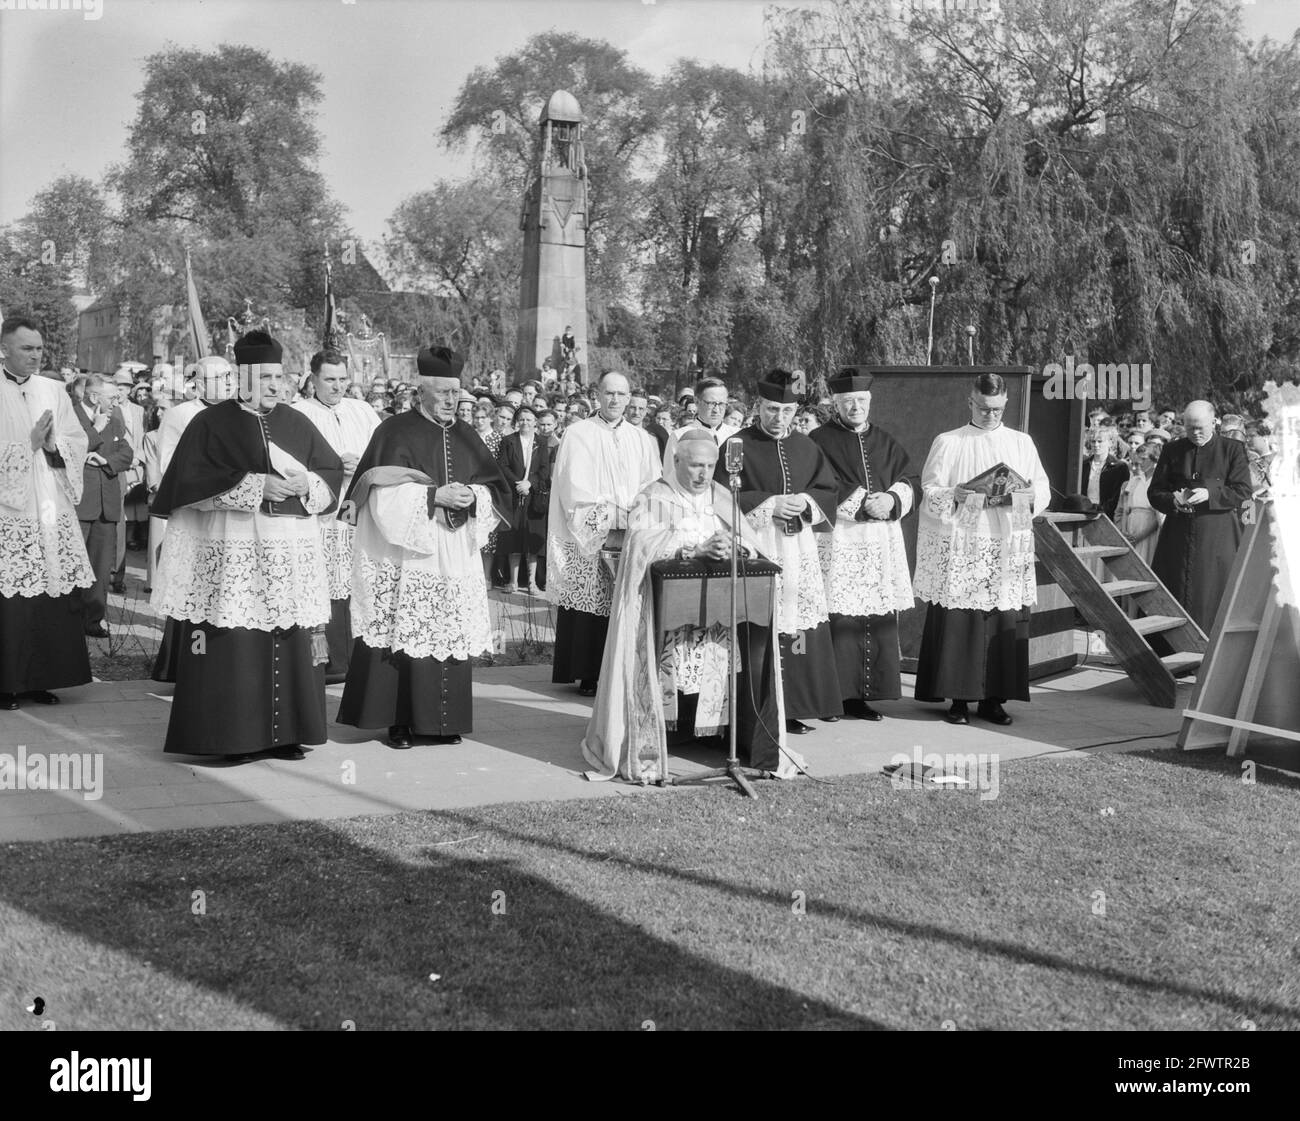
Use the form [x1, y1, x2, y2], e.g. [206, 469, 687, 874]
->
[323, 252, 339, 349]
[184, 248, 211, 359]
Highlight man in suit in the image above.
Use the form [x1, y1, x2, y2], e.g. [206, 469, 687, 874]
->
[109, 366, 146, 593]
[76, 374, 135, 638]
[626, 387, 668, 457]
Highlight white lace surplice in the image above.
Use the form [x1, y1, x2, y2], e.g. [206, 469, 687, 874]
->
[744, 494, 831, 635]
[293, 397, 381, 600]
[818, 483, 916, 616]
[351, 481, 499, 660]
[912, 425, 1052, 611]
[151, 451, 335, 630]
[546, 416, 661, 616]
[0, 374, 93, 598]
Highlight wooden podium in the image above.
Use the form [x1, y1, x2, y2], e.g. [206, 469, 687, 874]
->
[649, 556, 781, 641]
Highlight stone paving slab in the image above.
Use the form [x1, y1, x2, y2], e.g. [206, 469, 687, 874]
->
[1, 661, 1273, 844]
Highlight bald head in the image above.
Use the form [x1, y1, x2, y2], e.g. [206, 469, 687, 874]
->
[1184, 400, 1215, 447]
[674, 430, 720, 493]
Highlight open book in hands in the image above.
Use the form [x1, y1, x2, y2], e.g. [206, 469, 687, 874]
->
[957, 462, 1029, 508]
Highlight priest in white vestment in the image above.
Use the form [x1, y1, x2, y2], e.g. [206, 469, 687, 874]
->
[0, 315, 93, 707]
[293, 348, 380, 681]
[583, 430, 799, 784]
[547, 371, 660, 695]
[913, 373, 1051, 726]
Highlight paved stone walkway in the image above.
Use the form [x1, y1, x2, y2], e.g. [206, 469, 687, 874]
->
[0, 662, 1204, 843]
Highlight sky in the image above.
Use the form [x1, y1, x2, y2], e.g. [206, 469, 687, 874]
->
[1, 0, 1297, 249]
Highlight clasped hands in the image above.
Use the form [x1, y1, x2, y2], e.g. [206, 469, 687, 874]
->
[684, 532, 737, 561]
[263, 472, 311, 502]
[771, 493, 809, 520]
[860, 491, 894, 519]
[432, 482, 475, 510]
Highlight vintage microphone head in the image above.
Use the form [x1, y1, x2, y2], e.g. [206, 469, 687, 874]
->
[725, 436, 744, 474]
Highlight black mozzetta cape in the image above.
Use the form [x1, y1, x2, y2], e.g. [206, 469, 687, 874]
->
[809, 419, 919, 521]
[152, 400, 343, 519]
[715, 426, 839, 530]
[346, 410, 512, 530]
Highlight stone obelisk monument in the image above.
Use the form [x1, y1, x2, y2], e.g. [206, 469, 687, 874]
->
[515, 90, 589, 382]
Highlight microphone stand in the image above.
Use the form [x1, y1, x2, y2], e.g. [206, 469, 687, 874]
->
[671, 453, 763, 799]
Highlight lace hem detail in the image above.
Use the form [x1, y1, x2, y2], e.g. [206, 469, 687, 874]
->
[320, 520, 354, 600]
[818, 525, 915, 616]
[548, 537, 614, 615]
[0, 441, 29, 509]
[836, 487, 867, 521]
[746, 499, 775, 530]
[924, 486, 957, 520]
[214, 473, 263, 512]
[912, 526, 1038, 611]
[470, 483, 496, 551]
[353, 556, 494, 659]
[54, 434, 83, 507]
[572, 501, 613, 555]
[303, 473, 333, 515]
[151, 526, 330, 628]
[0, 512, 93, 597]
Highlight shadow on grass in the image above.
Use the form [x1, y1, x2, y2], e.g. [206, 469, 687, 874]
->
[0, 817, 883, 1031]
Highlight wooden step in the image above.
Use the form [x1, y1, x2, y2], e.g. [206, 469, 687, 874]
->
[1043, 513, 1091, 523]
[1162, 653, 1203, 677]
[1131, 615, 1188, 636]
[1102, 579, 1159, 598]
[1074, 545, 1129, 560]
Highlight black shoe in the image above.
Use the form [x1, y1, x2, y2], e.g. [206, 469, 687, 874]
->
[110, 582, 126, 595]
[786, 719, 814, 735]
[25, 690, 59, 706]
[577, 680, 598, 697]
[0, 693, 18, 710]
[84, 624, 110, 638]
[388, 725, 413, 749]
[844, 700, 883, 721]
[819, 715, 841, 723]
[977, 701, 1013, 726]
[429, 734, 463, 745]
[269, 745, 306, 760]
[944, 701, 969, 725]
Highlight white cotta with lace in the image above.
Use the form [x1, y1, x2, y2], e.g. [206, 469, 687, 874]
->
[582, 475, 803, 785]
[151, 440, 335, 630]
[912, 424, 1052, 612]
[0, 374, 93, 598]
[350, 479, 499, 660]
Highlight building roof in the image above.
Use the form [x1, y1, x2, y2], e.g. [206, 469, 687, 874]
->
[542, 90, 582, 124]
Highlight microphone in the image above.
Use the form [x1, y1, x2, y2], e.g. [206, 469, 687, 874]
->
[725, 437, 744, 475]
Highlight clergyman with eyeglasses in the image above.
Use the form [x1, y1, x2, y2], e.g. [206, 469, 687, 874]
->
[912, 373, 1051, 728]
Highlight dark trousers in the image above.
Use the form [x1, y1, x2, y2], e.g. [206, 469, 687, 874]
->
[79, 516, 117, 627]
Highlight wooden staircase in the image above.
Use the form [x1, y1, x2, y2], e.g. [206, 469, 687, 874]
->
[1033, 513, 1207, 707]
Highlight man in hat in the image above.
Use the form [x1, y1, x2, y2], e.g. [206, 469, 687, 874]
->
[677, 388, 698, 420]
[293, 348, 380, 682]
[151, 330, 344, 759]
[1148, 399, 1253, 631]
[715, 369, 843, 732]
[547, 371, 660, 696]
[0, 315, 94, 709]
[809, 368, 918, 720]
[583, 428, 795, 783]
[337, 346, 512, 749]
[913, 373, 1051, 726]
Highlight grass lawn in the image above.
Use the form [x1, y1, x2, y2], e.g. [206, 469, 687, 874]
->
[1, 748, 1297, 1031]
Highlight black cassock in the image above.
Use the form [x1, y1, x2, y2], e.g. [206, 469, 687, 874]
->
[716, 427, 843, 720]
[810, 421, 919, 702]
[336, 413, 511, 736]
[151, 401, 344, 755]
[1149, 434, 1253, 632]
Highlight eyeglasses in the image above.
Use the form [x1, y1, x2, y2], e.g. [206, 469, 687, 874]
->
[973, 406, 1005, 416]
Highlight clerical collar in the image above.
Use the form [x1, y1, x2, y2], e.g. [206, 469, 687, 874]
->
[967, 421, 1002, 433]
[596, 413, 623, 429]
[417, 402, 454, 429]
[833, 416, 869, 435]
[3, 367, 29, 385]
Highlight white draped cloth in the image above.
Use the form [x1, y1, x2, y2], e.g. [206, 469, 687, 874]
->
[157, 398, 206, 479]
[293, 396, 380, 599]
[350, 475, 501, 662]
[0, 372, 93, 598]
[546, 415, 660, 616]
[582, 474, 799, 784]
[151, 407, 335, 631]
[913, 424, 1051, 611]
